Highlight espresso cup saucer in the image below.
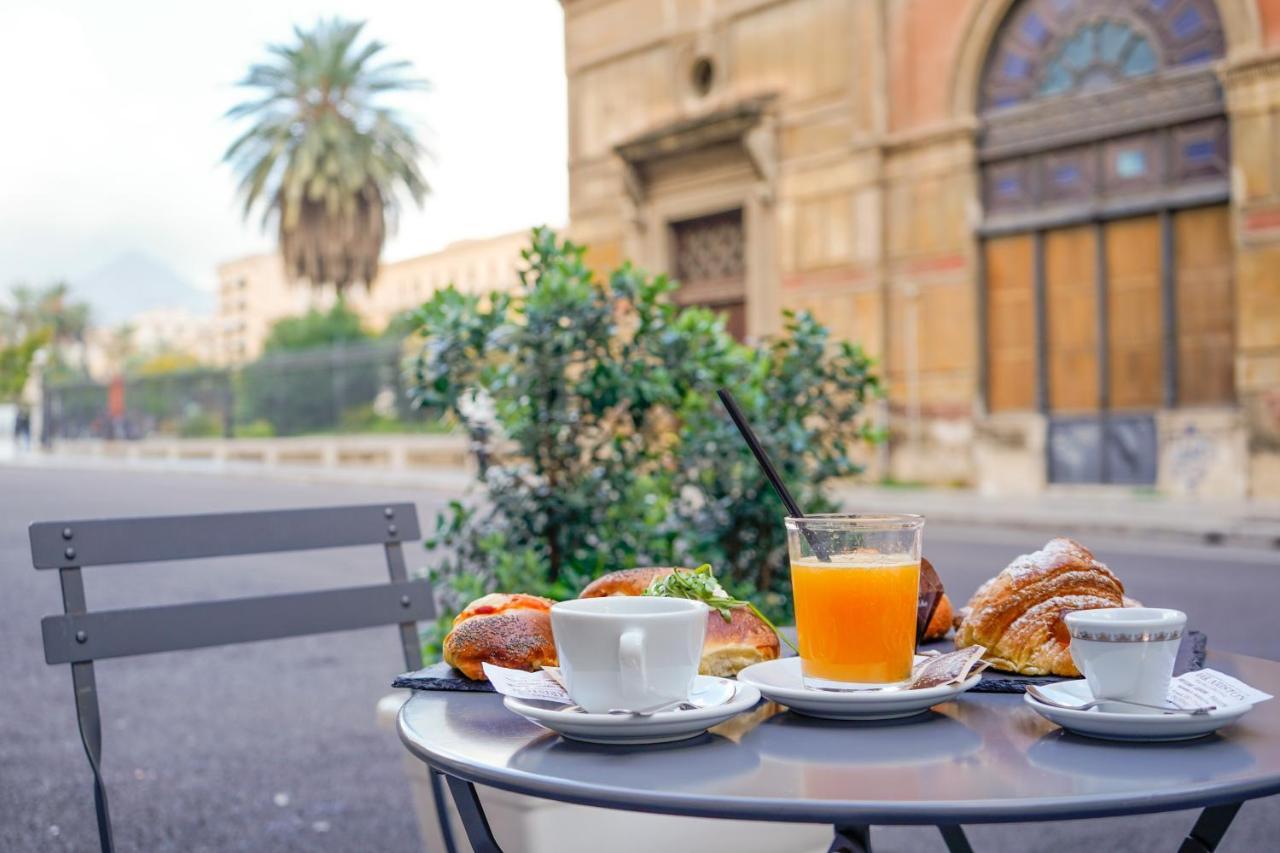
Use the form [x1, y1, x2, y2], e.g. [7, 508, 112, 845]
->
[1024, 679, 1253, 742]
[736, 656, 981, 721]
[503, 676, 761, 745]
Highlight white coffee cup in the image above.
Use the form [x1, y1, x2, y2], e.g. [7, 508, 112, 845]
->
[1065, 607, 1187, 714]
[550, 597, 707, 714]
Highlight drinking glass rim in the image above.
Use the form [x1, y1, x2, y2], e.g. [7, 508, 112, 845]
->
[784, 513, 924, 532]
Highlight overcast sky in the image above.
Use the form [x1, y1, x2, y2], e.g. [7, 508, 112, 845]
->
[0, 0, 567, 297]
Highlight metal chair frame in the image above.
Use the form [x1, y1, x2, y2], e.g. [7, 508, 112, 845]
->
[32, 502, 458, 853]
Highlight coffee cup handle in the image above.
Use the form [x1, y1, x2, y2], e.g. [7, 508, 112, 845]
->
[619, 628, 647, 705]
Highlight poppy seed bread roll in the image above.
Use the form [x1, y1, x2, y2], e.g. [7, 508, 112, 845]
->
[924, 592, 954, 641]
[443, 593, 558, 680]
[579, 567, 780, 677]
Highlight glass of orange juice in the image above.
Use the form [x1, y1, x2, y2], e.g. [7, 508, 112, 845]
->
[784, 514, 923, 690]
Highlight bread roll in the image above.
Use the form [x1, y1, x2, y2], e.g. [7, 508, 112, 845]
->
[924, 592, 953, 642]
[443, 593, 558, 680]
[955, 538, 1125, 676]
[580, 567, 780, 677]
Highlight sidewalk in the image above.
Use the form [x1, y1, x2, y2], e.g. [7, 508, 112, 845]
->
[836, 484, 1280, 552]
[9, 444, 1279, 551]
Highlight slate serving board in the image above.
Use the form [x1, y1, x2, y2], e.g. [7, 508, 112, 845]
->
[393, 630, 1207, 696]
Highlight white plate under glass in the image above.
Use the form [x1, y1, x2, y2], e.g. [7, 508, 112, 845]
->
[736, 655, 981, 721]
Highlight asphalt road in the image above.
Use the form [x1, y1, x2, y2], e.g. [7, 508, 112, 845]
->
[1, 464, 1277, 852]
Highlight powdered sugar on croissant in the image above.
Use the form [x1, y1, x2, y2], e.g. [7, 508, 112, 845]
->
[955, 538, 1125, 676]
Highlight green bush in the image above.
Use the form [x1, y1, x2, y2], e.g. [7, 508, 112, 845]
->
[0, 329, 49, 401]
[410, 227, 881, 651]
[178, 410, 225, 438]
[262, 302, 370, 352]
[338, 403, 453, 434]
[235, 418, 276, 438]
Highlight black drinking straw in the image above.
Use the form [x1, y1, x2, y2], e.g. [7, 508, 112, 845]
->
[717, 388, 831, 562]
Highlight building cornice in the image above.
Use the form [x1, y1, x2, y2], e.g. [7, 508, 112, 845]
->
[1222, 49, 1280, 85]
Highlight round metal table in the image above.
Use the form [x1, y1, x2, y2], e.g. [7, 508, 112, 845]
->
[398, 650, 1280, 852]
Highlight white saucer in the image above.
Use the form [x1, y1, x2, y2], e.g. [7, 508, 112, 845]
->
[736, 656, 981, 721]
[503, 676, 761, 745]
[1023, 679, 1253, 742]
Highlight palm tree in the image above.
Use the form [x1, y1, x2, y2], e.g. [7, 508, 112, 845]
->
[224, 18, 430, 293]
[2, 283, 89, 348]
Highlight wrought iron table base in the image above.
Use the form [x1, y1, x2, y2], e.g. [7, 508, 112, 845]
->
[434, 770, 1243, 853]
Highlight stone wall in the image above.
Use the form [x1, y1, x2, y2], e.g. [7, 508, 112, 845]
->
[1225, 52, 1280, 497]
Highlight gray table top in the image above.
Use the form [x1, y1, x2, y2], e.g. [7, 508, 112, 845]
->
[397, 650, 1280, 825]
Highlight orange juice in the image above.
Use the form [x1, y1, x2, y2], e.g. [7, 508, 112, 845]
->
[791, 554, 920, 684]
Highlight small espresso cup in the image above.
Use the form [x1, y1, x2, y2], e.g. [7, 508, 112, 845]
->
[1065, 607, 1187, 714]
[550, 597, 707, 714]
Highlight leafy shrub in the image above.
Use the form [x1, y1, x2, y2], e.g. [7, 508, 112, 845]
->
[0, 328, 49, 401]
[410, 228, 881, 650]
[178, 410, 225, 438]
[235, 418, 276, 438]
[262, 302, 370, 352]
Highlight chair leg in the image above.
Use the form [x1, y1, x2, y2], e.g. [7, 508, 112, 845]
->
[444, 775, 503, 853]
[1178, 803, 1242, 853]
[72, 662, 114, 853]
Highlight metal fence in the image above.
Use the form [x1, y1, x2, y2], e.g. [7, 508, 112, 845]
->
[42, 340, 440, 441]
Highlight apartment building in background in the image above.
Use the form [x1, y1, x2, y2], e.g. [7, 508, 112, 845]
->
[214, 229, 535, 365]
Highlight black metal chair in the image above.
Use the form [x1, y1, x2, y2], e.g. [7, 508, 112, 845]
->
[32, 502, 457, 853]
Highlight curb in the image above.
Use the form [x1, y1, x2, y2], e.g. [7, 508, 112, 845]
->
[9, 451, 1278, 551]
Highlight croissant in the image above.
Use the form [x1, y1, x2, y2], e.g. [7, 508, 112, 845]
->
[955, 538, 1125, 676]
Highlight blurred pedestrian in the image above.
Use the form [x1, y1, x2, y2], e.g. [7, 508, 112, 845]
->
[14, 406, 31, 451]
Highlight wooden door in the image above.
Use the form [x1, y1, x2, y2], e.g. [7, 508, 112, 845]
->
[1175, 205, 1234, 405]
[985, 235, 1037, 412]
[1105, 216, 1163, 410]
[1045, 225, 1099, 413]
[671, 209, 748, 341]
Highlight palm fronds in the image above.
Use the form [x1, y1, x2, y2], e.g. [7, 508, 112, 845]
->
[224, 18, 430, 292]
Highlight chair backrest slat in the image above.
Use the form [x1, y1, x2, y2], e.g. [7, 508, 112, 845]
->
[30, 503, 419, 569]
[34, 500, 437, 853]
[42, 579, 434, 664]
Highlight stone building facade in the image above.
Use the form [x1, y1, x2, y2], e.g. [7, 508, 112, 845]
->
[562, 0, 1280, 498]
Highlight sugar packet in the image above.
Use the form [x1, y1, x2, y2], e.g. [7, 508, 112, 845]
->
[1167, 668, 1273, 710]
[481, 662, 571, 704]
[906, 645, 990, 689]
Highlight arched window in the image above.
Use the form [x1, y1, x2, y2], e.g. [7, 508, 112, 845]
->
[983, 0, 1225, 110]
[976, 0, 1233, 485]
[1038, 20, 1159, 96]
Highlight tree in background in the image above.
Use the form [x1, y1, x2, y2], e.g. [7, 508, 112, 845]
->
[3, 283, 90, 349]
[262, 302, 370, 352]
[131, 350, 203, 376]
[0, 282, 92, 388]
[0, 328, 49, 401]
[411, 228, 882, 647]
[224, 18, 430, 293]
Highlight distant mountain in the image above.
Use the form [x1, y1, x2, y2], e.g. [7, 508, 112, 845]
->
[74, 252, 212, 326]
